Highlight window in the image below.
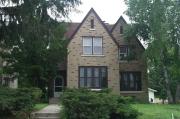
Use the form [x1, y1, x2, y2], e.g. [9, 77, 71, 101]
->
[79, 67, 107, 89]
[120, 72, 141, 91]
[120, 26, 123, 34]
[119, 46, 128, 60]
[90, 19, 94, 29]
[83, 37, 102, 55]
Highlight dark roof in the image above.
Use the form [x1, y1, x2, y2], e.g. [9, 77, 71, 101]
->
[64, 23, 80, 39]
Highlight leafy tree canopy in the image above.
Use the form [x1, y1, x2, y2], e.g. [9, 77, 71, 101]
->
[124, 0, 180, 103]
[0, 0, 81, 89]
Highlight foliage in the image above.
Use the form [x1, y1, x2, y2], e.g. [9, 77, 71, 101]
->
[0, 0, 81, 92]
[124, 0, 180, 103]
[0, 87, 42, 118]
[148, 63, 167, 101]
[60, 88, 139, 119]
[133, 104, 180, 119]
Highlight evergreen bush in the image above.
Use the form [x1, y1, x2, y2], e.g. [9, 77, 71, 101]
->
[60, 88, 139, 119]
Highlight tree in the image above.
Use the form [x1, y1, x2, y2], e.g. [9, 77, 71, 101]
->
[0, 0, 81, 95]
[124, 0, 180, 103]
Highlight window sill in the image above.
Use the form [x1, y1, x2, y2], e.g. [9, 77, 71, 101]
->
[91, 89, 102, 91]
[89, 29, 95, 31]
[81, 55, 105, 57]
[119, 60, 138, 63]
[120, 91, 144, 94]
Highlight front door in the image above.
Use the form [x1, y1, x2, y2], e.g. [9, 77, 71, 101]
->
[54, 76, 64, 97]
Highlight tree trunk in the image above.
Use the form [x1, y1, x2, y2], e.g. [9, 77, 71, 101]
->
[163, 66, 174, 104]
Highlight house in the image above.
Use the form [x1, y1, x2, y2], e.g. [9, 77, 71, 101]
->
[148, 88, 157, 103]
[0, 57, 18, 88]
[51, 8, 148, 102]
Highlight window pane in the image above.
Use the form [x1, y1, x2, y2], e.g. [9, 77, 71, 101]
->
[83, 46, 92, 54]
[119, 46, 128, 53]
[87, 78, 92, 87]
[94, 78, 100, 88]
[120, 72, 141, 91]
[124, 73, 128, 87]
[129, 73, 134, 88]
[91, 19, 94, 29]
[94, 68, 99, 77]
[93, 46, 102, 55]
[80, 78, 85, 88]
[80, 68, 85, 77]
[87, 68, 92, 77]
[101, 67, 107, 88]
[55, 87, 62, 92]
[101, 68, 106, 77]
[93, 37, 102, 46]
[120, 26, 123, 34]
[55, 78, 62, 86]
[83, 37, 92, 46]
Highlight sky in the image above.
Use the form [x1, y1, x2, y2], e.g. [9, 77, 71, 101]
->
[68, 0, 129, 24]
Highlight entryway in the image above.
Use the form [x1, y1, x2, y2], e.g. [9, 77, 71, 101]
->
[54, 76, 64, 98]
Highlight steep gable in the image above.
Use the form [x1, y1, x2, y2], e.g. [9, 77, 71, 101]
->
[111, 16, 145, 50]
[68, 8, 118, 46]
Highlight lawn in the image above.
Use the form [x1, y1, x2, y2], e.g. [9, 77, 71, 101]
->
[132, 104, 180, 119]
[33, 103, 48, 111]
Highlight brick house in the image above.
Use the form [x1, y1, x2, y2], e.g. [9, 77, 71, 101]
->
[51, 8, 148, 102]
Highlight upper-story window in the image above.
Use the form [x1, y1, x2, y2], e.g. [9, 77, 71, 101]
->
[119, 45, 128, 60]
[120, 25, 123, 34]
[90, 19, 94, 29]
[83, 36, 102, 55]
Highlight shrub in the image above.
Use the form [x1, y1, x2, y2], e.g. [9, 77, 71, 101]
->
[60, 88, 139, 119]
[0, 87, 42, 118]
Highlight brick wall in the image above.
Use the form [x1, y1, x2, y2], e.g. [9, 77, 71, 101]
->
[67, 10, 148, 102]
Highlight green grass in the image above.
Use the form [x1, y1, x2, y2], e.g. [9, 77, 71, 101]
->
[132, 104, 180, 119]
[33, 103, 48, 111]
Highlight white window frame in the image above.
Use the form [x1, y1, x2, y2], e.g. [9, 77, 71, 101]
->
[82, 36, 103, 55]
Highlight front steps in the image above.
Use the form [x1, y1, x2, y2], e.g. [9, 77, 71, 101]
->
[31, 112, 59, 119]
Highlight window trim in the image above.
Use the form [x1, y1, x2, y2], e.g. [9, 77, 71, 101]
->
[82, 36, 103, 55]
[120, 71, 142, 91]
[78, 66, 108, 89]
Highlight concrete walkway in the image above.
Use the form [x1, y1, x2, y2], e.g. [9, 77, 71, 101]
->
[31, 104, 61, 119]
[37, 104, 61, 113]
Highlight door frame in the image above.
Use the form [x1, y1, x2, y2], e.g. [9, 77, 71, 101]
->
[54, 75, 64, 98]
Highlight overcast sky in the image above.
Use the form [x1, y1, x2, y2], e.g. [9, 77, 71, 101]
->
[68, 0, 129, 24]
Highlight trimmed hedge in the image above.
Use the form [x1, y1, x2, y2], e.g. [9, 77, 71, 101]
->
[60, 89, 139, 119]
[0, 87, 42, 118]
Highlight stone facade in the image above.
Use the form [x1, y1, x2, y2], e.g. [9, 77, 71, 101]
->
[67, 8, 148, 102]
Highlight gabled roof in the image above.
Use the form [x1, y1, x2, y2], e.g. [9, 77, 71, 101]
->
[110, 16, 145, 50]
[68, 8, 119, 46]
[65, 8, 145, 50]
[110, 16, 127, 33]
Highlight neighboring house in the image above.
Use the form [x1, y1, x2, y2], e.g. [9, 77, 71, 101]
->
[148, 88, 157, 103]
[0, 56, 18, 88]
[51, 8, 148, 102]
